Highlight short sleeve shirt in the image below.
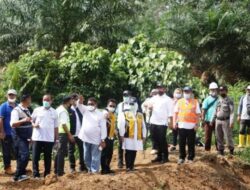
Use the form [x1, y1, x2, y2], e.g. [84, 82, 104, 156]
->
[202, 96, 218, 122]
[0, 102, 16, 136]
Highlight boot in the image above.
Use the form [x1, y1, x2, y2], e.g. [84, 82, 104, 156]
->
[246, 135, 250, 147]
[238, 134, 245, 148]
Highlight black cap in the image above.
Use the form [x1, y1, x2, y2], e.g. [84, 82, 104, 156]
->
[63, 95, 73, 104]
[183, 86, 192, 92]
[156, 81, 164, 88]
[123, 90, 131, 96]
[219, 85, 228, 91]
[71, 93, 79, 100]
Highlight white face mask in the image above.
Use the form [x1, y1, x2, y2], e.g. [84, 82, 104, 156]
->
[210, 91, 218, 97]
[8, 98, 16, 103]
[107, 107, 115, 112]
[123, 97, 129, 103]
[87, 105, 95, 112]
[183, 93, 191, 99]
[174, 93, 182, 99]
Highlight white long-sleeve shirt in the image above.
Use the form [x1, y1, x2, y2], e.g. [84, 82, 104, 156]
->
[77, 104, 107, 145]
[118, 112, 146, 151]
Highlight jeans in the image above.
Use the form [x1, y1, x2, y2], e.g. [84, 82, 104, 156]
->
[1, 135, 14, 169]
[68, 137, 86, 171]
[204, 122, 217, 151]
[101, 138, 114, 172]
[54, 134, 68, 176]
[151, 124, 168, 160]
[14, 136, 29, 177]
[239, 120, 250, 135]
[84, 142, 101, 173]
[179, 128, 196, 160]
[125, 150, 137, 170]
[32, 141, 54, 177]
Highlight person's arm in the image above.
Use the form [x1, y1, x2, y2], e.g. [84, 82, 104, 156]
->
[59, 111, 74, 143]
[167, 99, 174, 128]
[76, 97, 87, 114]
[117, 113, 126, 142]
[173, 102, 179, 129]
[195, 101, 201, 130]
[0, 105, 5, 139]
[100, 114, 107, 148]
[31, 109, 39, 128]
[142, 115, 147, 139]
[229, 100, 235, 128]
[11, 109, 32, 128]
[201, 99, 207, 122]
[237, 96, 243, 122]
[54, 111, 59, 141]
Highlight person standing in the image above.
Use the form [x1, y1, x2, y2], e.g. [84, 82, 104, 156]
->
[174, 87, 201, 164]
[118, 99, 146, 172]
[54, 96, 75, 176]
[170, 88, 183, 151]
[68, 93, 86, 173]
[202, 82, 219, 152]
[0, 89, 18, 175]
[237, 85, 250, 147]
[10, 94, 33, 182]
[101, 99, 117, 174]
[141, 89, 158, 155]
[148, 82, 174, 163]
[78, 97, 107, 173]
[31, 94, 58, 178]
[213, 86, 234, 155]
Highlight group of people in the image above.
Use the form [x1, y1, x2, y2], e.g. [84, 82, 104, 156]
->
[0, 82, 249, 182]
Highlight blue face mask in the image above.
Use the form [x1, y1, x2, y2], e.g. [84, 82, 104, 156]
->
[43, 101, 51, 108]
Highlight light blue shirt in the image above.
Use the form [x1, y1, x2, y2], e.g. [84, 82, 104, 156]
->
[202, 96, 218, 122]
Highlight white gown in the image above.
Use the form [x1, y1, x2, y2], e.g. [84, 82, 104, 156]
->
[118, 112, 146, 151]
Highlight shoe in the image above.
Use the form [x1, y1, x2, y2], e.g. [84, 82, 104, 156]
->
[218, 150, 224, 156]
[230, 149, 234, 155]
[126, 168, 133, 173]
[161, 159, 169, 164]
[5, 167, 15, 175]
[178, 159, 185, 165]
[118, 163, 124, 169]
[34, 176, 42, 180]
[238, 134, 245, 148]
[170, 146, 176, 151]
[151, 157, 162, 163]
[13, 175, 30, 182]
[150, 149, 158, 155]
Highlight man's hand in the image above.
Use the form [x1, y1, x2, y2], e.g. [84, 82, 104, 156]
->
[79, 95, 85, 104]
[100, 141, 106, 149]
[32, 123, 40, 128]
[68, 133, 75, 144]
[24, 117, 32, 122]
[0, 131, 5, 140]
[237, 116, 241, 123]
[230, 124, 234, 129]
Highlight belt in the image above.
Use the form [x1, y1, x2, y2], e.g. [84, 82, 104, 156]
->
[216, 117, 230, 121]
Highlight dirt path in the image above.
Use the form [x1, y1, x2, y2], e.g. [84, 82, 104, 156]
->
[0, 147, 250, 190]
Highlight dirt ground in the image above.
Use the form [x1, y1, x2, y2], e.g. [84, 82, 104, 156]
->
[0, 147, 250, 190]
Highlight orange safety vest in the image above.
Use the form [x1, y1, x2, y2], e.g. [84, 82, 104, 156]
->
[124, 112, 143, 140]
[177, 98, 198, 123]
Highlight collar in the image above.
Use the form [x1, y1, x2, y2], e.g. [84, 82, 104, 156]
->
[18, 104, 29, 110]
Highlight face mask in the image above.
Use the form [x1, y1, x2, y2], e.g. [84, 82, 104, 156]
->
[43, 101, 51, 108]
[8, 98, 16, 103]
[123, 96, 129, 103]
[174, 93, 182, 99]
[210, 91, 217, 97]
[87, 105, 95, 112]
[183, 93, 191, 99]
[220, 94, 227, 98]
[107, 107, 115, 112]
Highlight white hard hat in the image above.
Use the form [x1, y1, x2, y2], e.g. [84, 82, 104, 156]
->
[209, 82, 218, 89]
[7, 89, 17, 95]
[247, 85, 250, 90]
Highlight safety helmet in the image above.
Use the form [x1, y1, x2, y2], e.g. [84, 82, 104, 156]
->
[209, 82, 218, 89]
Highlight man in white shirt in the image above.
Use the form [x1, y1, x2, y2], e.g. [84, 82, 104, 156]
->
[31, 94, 58, 178]
[78, 97, 107, 173]
[68, 93, 86, 173]
[147, 83, 174, 163]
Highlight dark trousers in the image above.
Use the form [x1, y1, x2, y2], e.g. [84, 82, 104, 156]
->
[32, 141, 54, 177]
[118, 134, 124, 166]
[1, 135, 14, 169]
[151, 124, 168, 160]
[149, 124, 158, 149]
[101, 138, 114, 172]
[68, 136, 85, 171]
[239, 120, 250, 135]
[125, 150, 137, 169]
[179, 128, 196, 160]
[204, 122, 216, 151]
[54, 134, 68, 176]
[172, 128, 178, 146]
[14, 136, 29, 177]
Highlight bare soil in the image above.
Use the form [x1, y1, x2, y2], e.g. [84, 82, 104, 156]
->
[0, 147, 250, 190]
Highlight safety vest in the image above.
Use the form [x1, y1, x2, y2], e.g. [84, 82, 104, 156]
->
[107, 111, 116, 139]
[124, 112, 143, 140]
[57, 105, 71, 134]
[178, 98, 198, 123]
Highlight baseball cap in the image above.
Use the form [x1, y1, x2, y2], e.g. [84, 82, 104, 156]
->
[219, 85, 228, 91]
[183, 86, 192, 91]
[7, 89, 17, 95]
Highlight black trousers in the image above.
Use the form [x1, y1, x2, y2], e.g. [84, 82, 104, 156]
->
[1, 135, 15, 169]
[151, 124, 168, 160]
[101, 138, 114, 172]
[125, 150, 137, 169]
[149, 124, 157, 149]
[68, 136, 85, 170]
[32, 141, 54, 177]
[54, 134, 68, 176]
[118, 134, 124, 166]
[172, 128, 178, 146]
[14, 136, 29, 177]
[239, 120, 250, 135]
[179, 128, 196, 160]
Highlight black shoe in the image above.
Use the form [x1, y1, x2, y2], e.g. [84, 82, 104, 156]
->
[218, 150, 224, 156]
[118, 163, 124, 169]
[161, 159, 169, 164]
[230, 149, 234, 155]
[151, 157, 162, 163]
